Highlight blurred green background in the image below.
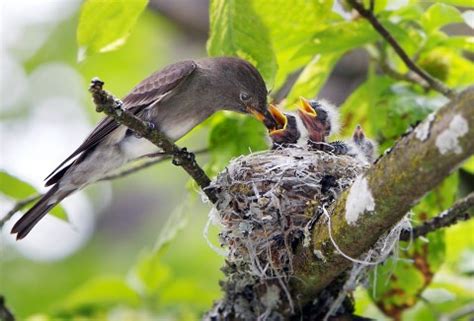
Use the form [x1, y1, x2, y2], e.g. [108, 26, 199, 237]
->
[1, 0, 473, 320]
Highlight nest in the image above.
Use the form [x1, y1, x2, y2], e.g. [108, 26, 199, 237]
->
[206, 146, 369, 320]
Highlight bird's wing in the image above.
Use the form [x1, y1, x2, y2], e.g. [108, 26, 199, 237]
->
[44, 60, 197, 184]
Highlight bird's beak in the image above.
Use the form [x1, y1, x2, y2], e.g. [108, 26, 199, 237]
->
[353, 124, 365, 143]
[246, 104, 278, 129]
[268, 104, 288, 134]
[297, 97, 317, 128]
[298, 97, 317, 118]
[297, 97, 325, 142]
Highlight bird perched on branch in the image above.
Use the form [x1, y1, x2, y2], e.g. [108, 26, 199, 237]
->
[11, 57, 276, 240]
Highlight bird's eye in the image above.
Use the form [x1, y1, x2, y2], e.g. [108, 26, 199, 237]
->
[240, 92, 251, 102]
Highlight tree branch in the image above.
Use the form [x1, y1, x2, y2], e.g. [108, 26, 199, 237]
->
[375, 42, 430, 91]
[400, 192, 474, 241]
[293, 87, 474, 300]
[89, 78, 217, 203]
[347, 0, 455, 98]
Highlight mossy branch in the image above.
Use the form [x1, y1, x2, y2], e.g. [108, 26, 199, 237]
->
[293, 87, 474, 300]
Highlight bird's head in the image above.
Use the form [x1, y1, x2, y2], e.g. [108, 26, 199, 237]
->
[297, 97, 339, 143]
[215, 57, 277, 128]
[353, 124, 376, 163]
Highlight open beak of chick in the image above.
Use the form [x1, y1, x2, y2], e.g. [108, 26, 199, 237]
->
[267, 104, 300, 147]
[297, 97, 326, 143]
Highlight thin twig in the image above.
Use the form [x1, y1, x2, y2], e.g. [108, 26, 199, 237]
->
[89, 78, 217, 203]
[376, 42, 430, 90]
[347, 0, 455, 98]
[400, 192, 474, 241]
[100, 148, 209, 181]
[0, 194, 41, 229]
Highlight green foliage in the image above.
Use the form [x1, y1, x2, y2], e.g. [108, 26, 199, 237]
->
[295, 20, 378, 58]
[286, 53, 342, 106]
[77, 0, 149, 61]
[421, 3, 463, 34]
[207, 115, 268, 175]
[0, 171, 38, 199]
[338, 73, 394, 138]
[251, 0, 335, 88]
[368, 174, 458, 317]
[57, 276, 140, 312]
[4, 0, 474, 320]
[0, 171, 67, 220]
[207, 0, 277, 86]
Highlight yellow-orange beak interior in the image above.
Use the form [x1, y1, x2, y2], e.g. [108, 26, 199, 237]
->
[268, 104, 288, 134]
[298, 97, 317, 118]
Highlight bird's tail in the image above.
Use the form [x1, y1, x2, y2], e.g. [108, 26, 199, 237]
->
[11, 184, 73, 240]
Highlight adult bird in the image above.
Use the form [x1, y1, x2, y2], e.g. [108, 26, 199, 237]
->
[11, 57, 276, 240]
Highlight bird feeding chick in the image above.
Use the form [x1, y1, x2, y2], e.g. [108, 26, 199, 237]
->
[11, 57, 278, 240]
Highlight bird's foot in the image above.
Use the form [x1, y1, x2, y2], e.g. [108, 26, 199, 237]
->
[172, 147, 195, 166]
[329, 141, 350, 155]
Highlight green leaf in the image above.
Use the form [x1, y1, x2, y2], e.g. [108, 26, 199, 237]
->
[421, 3, 463, 34]
[372, 86, 448, 148]
[207, 0, 277, 86]
[461, 156, 474, 174]
[0, 171, 37, 199]
[208, 115, 267, 175]
[129, 250, 171, 297]
[438, 0, 474, 6]
[251, 0, 336, 89]
[77, 0, 149, 61]
[286, 53, 342, 105]
[368, 174, 457, 317]
[160, 278, 217, 307]
[59, 276, 140, 311]
[338, 74, 394, 139]
[294, 20, 378, 58]
[0, 170, 67, 221]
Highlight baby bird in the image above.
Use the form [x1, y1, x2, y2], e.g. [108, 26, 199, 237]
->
[267, 104, 307, 149]
[351, 124, 377, 164]
[331, 125, 377, 164]
[297, 97, 340, 150]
